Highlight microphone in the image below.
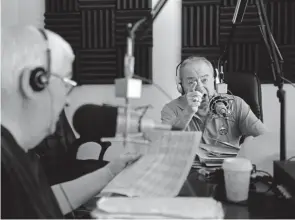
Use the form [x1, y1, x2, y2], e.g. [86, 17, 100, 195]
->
[209, 95, 232, 117]
[73, 104, 180, 139]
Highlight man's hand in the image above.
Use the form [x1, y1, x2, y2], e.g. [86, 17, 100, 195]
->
[106, 153, 141, 178]
[186, 82, 204, 113]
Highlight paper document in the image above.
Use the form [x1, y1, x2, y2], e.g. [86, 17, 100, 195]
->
[210, 138, 240, 150]
[200, 143, 238, 155]
[92, 197, 224, 219]
[196, 143, 238, 167]
[100, 131, 202, 197]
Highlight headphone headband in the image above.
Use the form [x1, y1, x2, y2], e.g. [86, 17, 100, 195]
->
[29, 28, 51, 91]
[38, 28, 51, 76]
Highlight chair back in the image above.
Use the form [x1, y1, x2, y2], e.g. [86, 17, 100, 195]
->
[224, 72, 263, 122]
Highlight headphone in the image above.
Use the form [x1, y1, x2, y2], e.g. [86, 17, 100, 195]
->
[29, 28, 51, 92]
[175, 56, 217, 95]
[175, 61, 185, 95]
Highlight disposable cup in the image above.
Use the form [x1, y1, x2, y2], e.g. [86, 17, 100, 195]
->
[222, 158, 252, 202]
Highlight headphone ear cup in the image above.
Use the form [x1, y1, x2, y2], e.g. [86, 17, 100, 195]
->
[177, 83, 183, 94]
[30, 67, 49, 92]
[175, 73, 184, 95]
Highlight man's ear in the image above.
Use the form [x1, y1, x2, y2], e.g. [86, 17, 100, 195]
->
[19, 68, 34, 99]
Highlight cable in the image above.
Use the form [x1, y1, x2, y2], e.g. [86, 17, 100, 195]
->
[138, 107, 147, 133]
[250, 169, 274, 194]
[250, 178, 274, 194]
[287, 156, 295, 161]
[227, 89, 234, 96]
[59, 184, 76, 219]
[133, 74, 173, 101]
[255, 169, 272, 177]
[281, 76, 295, 88]
[48, 84, 76, 219]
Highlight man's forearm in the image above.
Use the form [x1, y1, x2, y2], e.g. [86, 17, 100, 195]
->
[52, 166, 113, 215]
[171, 108, 195, 130]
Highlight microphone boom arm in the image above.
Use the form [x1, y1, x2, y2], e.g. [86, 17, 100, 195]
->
[217, 23, 238, 81]
[255, 0, 286, 160]
[124, 0, 169, 78]
[256, 0, 284, 85]
[119, 0, 169, 149]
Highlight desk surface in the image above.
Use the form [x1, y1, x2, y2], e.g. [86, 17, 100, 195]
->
[80, 170, 295, 219]
[179, 171, 295, 219]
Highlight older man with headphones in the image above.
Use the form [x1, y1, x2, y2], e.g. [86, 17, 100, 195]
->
[1, 26, 140, 218]
[161, 56, 267, 148]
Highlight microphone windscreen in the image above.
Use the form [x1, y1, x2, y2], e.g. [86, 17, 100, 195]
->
[72, 104, 118, 139]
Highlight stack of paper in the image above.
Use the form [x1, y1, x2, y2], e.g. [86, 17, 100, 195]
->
[196, 143, 239, 167]
[99, 131, 202, 197]
[92, 197, 224, 219]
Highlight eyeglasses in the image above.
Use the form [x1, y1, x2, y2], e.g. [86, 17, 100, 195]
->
[51, 73, 77, 94]
[187, 77, 209, 85]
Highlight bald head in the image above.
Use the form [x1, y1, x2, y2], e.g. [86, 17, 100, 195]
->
[179, 56, 214, 81]
[1, 25, 74, 93]
[1, 26, 75, 150]
[177, 56, 216, 97]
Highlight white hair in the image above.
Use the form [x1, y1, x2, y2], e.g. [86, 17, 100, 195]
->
[178, 56, 214, 81]
[1, 25, 75, 94]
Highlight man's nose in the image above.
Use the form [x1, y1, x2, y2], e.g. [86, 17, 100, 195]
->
[198, 78, 203, 84]
[195, 79, 206, 96]
[195, 79, 204, 88]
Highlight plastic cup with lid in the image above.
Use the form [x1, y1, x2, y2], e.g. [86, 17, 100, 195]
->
[222, 158, 253, 202]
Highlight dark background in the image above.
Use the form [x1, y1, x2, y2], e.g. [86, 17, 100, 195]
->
[44, 0, 295, 84]
[44, 0, 153, 84]
[182, 0, 295, 83]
